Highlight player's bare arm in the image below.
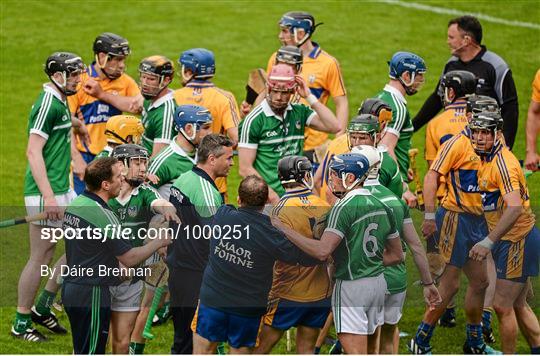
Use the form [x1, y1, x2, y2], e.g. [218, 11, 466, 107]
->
[525, 100, 540, 171]
[226, 126, 238, 146]
[333, 94, 349, 136]
[421, 169, 440, 237]
[379, 131, 399, 162]
[117, 232, 172, 267]
[83, 78, 143, 114]
[402, 222, 442, 309]
[70, 132, 87, 180]
[26, 134, 61, 220]
[469, 190, 522, 261]
[70, 117, 91, 146]
[295, 75, 341, 133]
[150, 199, 180, 223]
[382, 234, 404, 266]
[238, 147, 280, 203]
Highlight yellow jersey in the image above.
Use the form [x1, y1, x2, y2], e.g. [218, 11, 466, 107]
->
[478, 144, 535, 242]
[430, 131, 483, 215]
[318, 135, 349, 202]
[532, 69, 540, 102]
[425, 100, 468, 161]
[174, 80, 240, 194]
[270, 187, 331, 302]
[68, 64, 140, 155]
[267, 43, 346, 151]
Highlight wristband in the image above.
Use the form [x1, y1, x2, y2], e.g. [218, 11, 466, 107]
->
[420, 281, 434, 286]
[424, 213, 435, 220]
[306, 94, 318, 106]
[477, 237, 495, 250]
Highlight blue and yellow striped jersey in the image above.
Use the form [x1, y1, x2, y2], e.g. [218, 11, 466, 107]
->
[478, 143, 535, 242]
[430, 131, 483, 215]
[68, 64, 140, 155]
[425, 100, 468, 162]
[270, 187, 331, 302]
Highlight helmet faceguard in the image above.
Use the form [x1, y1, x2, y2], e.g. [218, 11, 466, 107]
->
[328, 153, 370, 198]
[139, 55, 175, 99]
[279, 11, 322, 47]
[468, 111, 504, 157]
[45, 52, 86, 96]
[173, 105, 213, 147]
[347, 114, 380, 149]
[388, 51, 427, 95]
[112, 144, 149, 187]
[93, 33, 130, 80]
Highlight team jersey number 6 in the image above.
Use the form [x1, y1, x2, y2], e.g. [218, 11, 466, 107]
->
[363, 223, 379, 257]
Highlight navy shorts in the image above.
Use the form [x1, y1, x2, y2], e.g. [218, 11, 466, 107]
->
[264, 297, 331, 330]
[493, 226, 540, 283]
[191, 302, 263, 349]
[435, 207, 488, 268]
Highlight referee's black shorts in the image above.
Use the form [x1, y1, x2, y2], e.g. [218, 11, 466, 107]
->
[62, 282, 112, 354]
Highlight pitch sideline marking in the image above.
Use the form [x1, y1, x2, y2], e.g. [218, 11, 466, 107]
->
[378, 0, 540, 30]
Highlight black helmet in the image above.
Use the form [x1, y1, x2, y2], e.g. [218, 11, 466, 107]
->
[276, 45, 303, 73]
[438, 70, 477, 105]
[44, 52, 85, 96]
[468, 111, 504, 156]
[466, 94, 500, 114]
[93, 32, 131, 57]
[112, 144, 149, 187]
[278, 155, 313, 189]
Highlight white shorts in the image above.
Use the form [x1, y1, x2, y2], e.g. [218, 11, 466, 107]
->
[384, 290, 406, 325]
[24, 190, 76, 227]
[110, 280, 143, 312]
[332, 274, 386, 335]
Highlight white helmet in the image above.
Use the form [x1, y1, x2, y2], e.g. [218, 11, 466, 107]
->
[351, 145, 381, 180]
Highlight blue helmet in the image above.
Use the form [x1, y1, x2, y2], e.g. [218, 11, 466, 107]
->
[279, 11, 321, 46]
[173, 105, 212, 146]
[178, 48, 215, 80]
[328, 153, 370, 197]
[388, 51, 426, 79]
[388, 51, 426, 95]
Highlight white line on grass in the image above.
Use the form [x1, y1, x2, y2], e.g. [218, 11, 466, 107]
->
[378, 0, 540, 30]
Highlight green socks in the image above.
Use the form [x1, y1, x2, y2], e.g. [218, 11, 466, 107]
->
[35, 289, 56, 316]
[129, 342, 145, 354]
[13, 312, 32, 333]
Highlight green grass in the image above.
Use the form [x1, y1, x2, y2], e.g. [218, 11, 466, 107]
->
[0, 0, 539, 353]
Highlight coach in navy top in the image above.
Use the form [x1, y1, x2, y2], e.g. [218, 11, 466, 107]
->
[192, 175, 318, 353]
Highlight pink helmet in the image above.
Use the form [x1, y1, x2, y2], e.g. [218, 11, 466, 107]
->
[267, 63, 296, 91]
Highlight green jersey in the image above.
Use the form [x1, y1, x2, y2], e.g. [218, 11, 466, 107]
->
[364, 180, 411, 293]
[24, 85, 72, 196]
[376, 85, 413, 180]
[238, 99, 315, 196]
[141, 90, 176, 155]
[378, 148, 404, 197]
[325, 188, 399, 280]
[94, 145, 113, 159]
[147, 139, 196, 200]
[63, 191, 132, 286]
[108, 184, 162, 247]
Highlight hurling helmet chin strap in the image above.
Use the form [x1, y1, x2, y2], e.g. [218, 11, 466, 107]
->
[179, 124, 198, 148]
[341, 172, 362, 192]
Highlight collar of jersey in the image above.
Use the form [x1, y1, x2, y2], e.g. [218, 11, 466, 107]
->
[114, 185, 142, 206]
[170, 138, 197, 162]
[445, 99, 467, 110]
[343, 188, 371, 198]
[484, 141, 505, 162]
[148, 90, 174, 110]
[186, 79, 214, 88]
[383, 84, 407, 104]
[363, 178, 381, 187]
[82, 190, 111, 210]
[192, 166, 220, 193]
[42, 83, 65, 103]
[308, 42, 322, 59]
[262, 99, 292, 121]
[282, 187, 311, 198]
